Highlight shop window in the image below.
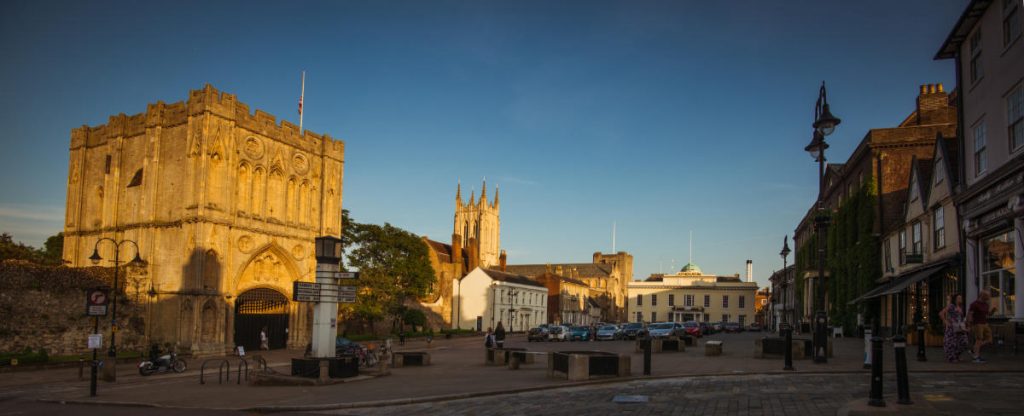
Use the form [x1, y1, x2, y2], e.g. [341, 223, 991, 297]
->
[981, 232, 1016, 318]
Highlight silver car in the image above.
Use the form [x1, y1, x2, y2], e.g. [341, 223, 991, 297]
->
[547, 325, 570, 341]
[595, 325, 622, 341]
[647, 322, 684, 338]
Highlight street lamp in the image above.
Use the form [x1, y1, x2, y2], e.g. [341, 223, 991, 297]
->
[507, 287, 519, 332]
[89, 237, 145, 380]
[805, 81, 841, 364]
[781, 235, 794, 371]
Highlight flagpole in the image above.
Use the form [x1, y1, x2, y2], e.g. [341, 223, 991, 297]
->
[299, 71, 306, 133]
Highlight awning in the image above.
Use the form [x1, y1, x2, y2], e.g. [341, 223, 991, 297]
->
[848, 261, 954, 305]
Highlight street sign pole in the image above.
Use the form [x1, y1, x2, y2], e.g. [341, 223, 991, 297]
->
[90, 316, 98, 397]
[310, 262, 340, 358]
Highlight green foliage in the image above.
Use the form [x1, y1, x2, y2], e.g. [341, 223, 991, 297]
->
[0, 348, 49, 365]
[0, 232, 64, 265]
[826, 179, 881, 332]
[338, 211, 435, 334]
[402, 308, 427, 331]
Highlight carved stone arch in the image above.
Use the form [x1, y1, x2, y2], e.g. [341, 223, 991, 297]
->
[234, 243, 302, 298]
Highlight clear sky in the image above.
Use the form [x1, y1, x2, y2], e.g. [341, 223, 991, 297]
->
[0, 0, 967, 286]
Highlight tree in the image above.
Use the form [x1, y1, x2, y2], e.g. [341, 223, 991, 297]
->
[0, 233, 42, 263]
[42, 232, 64, 265]
[340, 212, 434, 334]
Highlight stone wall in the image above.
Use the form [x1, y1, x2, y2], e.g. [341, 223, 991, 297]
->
[0, 261, 147, 356]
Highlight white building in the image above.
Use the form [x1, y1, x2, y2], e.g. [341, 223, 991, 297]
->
[628, 262, 759, 326]
[452, 267, 548, 332]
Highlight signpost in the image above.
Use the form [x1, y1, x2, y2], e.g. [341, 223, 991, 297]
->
[85, 288, 109, 397]
[293, 281, 358, 304]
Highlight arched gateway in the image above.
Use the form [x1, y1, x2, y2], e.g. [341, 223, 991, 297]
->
[234, 288, 289, 350]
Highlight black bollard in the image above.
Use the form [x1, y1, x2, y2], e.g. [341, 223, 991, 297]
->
[893, 335, 912, 405]
[868, 335, 885, 407]
[916, 323, 927, 362]
[783, 322, 794, 371]
[642, 335, 652, 376]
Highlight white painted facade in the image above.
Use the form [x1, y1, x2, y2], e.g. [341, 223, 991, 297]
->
[452, 267, 548, 332]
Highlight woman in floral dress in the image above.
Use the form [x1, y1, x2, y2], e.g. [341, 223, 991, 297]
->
[939, 293, 968, 362]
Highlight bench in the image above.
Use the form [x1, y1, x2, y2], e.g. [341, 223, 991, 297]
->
[392, 351, 430, 367]
[508, 351, 548, 370]
[705, 340, 723, 356]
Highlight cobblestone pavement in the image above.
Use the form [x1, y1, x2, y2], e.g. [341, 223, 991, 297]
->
[313, 372, 1024, 416]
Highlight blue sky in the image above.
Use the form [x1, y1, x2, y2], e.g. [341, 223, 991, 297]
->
[0, 0, 966, 286]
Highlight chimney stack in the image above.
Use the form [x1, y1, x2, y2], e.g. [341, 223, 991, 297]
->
[467, 237, 479, 271]
[499, 250, 507, 272]
[746, 260, 753, 283]
[916, 83, 950, 125]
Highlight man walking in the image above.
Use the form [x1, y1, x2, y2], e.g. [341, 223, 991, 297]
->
[968, 291, 996, 363]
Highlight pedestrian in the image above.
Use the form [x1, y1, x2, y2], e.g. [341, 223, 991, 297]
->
[968, 291, 996, 363]
[939, 293, 968, 363]
[399, 330, 406, 346]
[259, 327, 269, 351]
[494, 321, 506, 349]
[484, 327, 495, 349]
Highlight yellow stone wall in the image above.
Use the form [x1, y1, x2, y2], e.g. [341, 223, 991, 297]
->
[62, 85, 344, 354]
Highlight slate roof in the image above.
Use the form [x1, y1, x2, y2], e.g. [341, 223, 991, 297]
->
[505, 263, 613, 278]
[424, 238, 467, 268]
[480, 268, 546, 288]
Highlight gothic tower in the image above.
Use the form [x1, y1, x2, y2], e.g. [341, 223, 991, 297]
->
[453, 180, 500, 269]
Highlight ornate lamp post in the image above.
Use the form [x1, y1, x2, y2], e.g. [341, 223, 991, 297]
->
[804, 81, 841, 364]
[781, 235, 794, 371]
[89, 238, 145, 381]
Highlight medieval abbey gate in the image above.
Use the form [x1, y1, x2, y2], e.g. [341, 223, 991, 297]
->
[62, 85, 344, 355]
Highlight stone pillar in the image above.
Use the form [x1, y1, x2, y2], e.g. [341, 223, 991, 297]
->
[311, 262, 339, 358]
[1014, 216, 1024, 321]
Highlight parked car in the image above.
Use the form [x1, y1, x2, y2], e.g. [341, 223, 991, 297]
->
[622, 322, 647, 340]
[595, 325, 622, 341]
[527, 326, 549, 342]
[723, 322, 743, 333]
[747, 323, 762, 332]
[569, 326, 591, 341]
[681, 321, 703, 338]
[646, 322, 684, 338]
[699, 322, 713, 335]
[711, 322, 724, 333]
[547, 325, 569, 341]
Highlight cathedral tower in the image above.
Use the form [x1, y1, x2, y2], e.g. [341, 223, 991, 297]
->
[453, 180, 500, 268]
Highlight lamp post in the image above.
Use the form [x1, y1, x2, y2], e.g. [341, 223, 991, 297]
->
[507, 287, 519, 332]
[781, 235, 794, 371]
[805, 81, 841, 364]
[89, 238, 145, 381]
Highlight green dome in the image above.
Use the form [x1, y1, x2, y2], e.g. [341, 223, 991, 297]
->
[680, 262, 702, 274]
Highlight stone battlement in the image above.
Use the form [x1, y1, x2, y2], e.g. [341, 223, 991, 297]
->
[70, 84, 343, 159]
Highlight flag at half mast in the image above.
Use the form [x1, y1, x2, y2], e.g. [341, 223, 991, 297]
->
[298, 71, 305, 132]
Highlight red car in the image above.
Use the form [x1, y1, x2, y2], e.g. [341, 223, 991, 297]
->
[682, 321, 702, 338]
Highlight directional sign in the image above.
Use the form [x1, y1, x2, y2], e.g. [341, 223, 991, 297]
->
[337, 272, 360, 279]
[85, 288, 109, 316]
[337, 286, 357, 303]
[293, 282, 323, 302]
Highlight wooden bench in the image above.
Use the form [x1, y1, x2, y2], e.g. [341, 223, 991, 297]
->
[705, 340, 723, 356]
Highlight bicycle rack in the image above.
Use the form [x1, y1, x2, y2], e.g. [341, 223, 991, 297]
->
[199, 359, 230, 385]
[248, 354, 268, 373]
[236, 358, 249, 384]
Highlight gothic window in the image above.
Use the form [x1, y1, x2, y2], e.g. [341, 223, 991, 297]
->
[298, 181, 310, 225]
[236, 163, 251, 214]
[104, 155, 112, 174]
[286, 178, 297, 223]
[180, 299, 194, 344]
[251, 167, 266, 217]
[267, 168, 285, 219]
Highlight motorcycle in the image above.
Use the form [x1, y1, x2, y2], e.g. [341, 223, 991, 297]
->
[138, 351, 187, 376]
